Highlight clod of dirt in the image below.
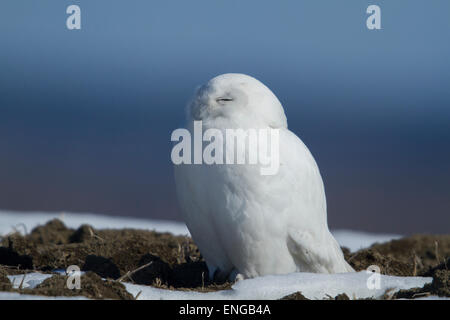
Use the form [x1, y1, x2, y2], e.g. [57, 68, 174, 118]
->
[345, 234, 450, 277]
[366, 235, 450, 275]
[422, 257, 449, 277]
[27, 219, 73, 245]
[333, 293, 350, 300]
[170, 261, 210, 288]
[69, 225, 96, 243]
[347, 249, 414, 276]
[2, 219, 449, 299]
[0, 219, 229, 291]
[0, 246, 33, 270]
[393, 259, 450, 298]
[280, 291, 310, 300]
[83, 255, 121, 279]
[341, 247, 351, 259]
[429, 269, 449, 297]
[0, 266, 12, 291]
[392, 287, 425, 299]
[23, 272, 134, 300]
[127, 253, 172, 285]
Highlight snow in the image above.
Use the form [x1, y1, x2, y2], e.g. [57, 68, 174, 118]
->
[413, 296, 450, 300]
[0, 210, 398, 251]
[3, 270, 435, 300]
[0, 210, 445, 300]
[3, 272, 88, 300]
[125, 272, 432, 300]
[8, 273, 54, 289]
[0, 292, 88, 300]
[332, 230, 401, 252]
[0, 210, 189, 237]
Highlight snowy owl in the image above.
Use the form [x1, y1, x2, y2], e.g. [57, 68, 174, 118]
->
[173, 73, 354, 281]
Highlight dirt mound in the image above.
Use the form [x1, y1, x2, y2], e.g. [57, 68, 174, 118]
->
[280, 291, 309, 300]
[280, 292, 350, 300]
[393, 258, 449, 299]
[345, 234, 450, 298]
[346, 249, 414, 276]
[26, 219, 73, 245]
[345, 234, 450, 277]
[0, 266, 12, 291]
[0, 219, 449, 299]
[0, 219, 227, 291]
[22, 272, 134, 300]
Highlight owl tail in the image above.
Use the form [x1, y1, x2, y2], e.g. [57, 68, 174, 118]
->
[287, 229, 355, 274]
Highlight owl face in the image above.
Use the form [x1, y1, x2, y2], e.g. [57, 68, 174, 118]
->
[188, 74, 287, 129]
[189, 76, 249, 121]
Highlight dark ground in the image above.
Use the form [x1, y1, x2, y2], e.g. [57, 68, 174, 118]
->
[0, 219, 448, 300]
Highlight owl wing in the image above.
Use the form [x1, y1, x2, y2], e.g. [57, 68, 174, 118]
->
[278, 128, 354, 273]
[174, 162, 235, 279]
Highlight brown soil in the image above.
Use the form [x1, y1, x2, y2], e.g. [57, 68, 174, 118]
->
[0, 219, 230, 294]
[0, 219, 449, 299]
[344, 234, 450, 299]
[393, 258, 449, 299]
[342, 234, 450, 277]
[23, 272, 134, 300]
[346, 234, 450, 276]
[280, 291, 310, 300]
[0, 266, 12, 291]
[280, 292, 351, 300]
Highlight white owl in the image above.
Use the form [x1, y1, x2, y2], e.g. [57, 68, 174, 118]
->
[174, 73, 354, 281]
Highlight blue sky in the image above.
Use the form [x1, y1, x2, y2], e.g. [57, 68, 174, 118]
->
[0, 1, 449, 233]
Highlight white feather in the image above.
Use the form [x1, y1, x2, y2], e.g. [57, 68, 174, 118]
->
[174, 73, 354, 280]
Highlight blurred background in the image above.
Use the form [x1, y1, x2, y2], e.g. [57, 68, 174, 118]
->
[0, 1, 449, 234]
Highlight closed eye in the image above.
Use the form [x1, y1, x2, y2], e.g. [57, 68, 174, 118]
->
[216, 97, 234, 102]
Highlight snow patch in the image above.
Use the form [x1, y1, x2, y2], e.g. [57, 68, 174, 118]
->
[3, 271, 435, 300]
[0, 292, 88, 300]
[125, 271, 432, 300]
[8, 273, 54, 289]
[0, 210, 399, 252]
[332, 230, 401, 252]
[1, 210, 442, 300]
[0, 210, 189, 236]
